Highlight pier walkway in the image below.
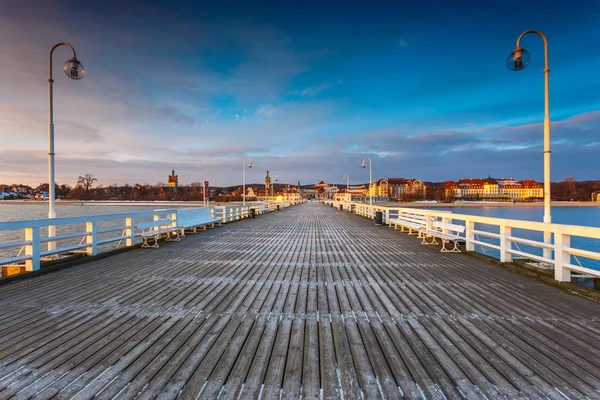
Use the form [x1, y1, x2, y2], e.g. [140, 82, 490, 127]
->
[0, 202, 599, 399]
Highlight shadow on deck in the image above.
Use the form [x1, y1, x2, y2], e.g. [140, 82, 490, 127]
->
[0, 202, 599, 399]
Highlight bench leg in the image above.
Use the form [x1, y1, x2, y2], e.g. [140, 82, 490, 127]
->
[149, 234, 159, 248]
[141, 231, 159, 248]
[422, 235, 438, 245]
[165, 231, 180, 242]
[441, 239, 460, 253]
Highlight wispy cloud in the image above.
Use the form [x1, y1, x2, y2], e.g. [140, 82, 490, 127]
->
[399, 39, 409, 47]
[296, 81, 333, 96]
[255, 104, 277, 118]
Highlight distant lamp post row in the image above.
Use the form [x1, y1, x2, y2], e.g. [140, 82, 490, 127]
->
[361, 158, 372, 206]
[507, 30, 552, 258]
[242, 157, 252, 205]
[47, 42, 86, 250]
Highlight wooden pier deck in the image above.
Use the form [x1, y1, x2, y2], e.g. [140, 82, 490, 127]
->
[0, 202, 599, 399]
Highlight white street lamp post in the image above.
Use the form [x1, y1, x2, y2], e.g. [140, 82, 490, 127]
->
[342, 174, 349, 191]
[362, 158, 372, 206]
[507, 30, 551, 259]
[48, 42, 86, 251]
[242, 157, 253, 205]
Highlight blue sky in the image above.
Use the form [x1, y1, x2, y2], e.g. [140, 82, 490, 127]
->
[0, 0, 599, 187]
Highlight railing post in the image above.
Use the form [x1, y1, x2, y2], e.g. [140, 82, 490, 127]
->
[125, 217, 133, 247]
[500, 225, 512, 263]
[425, 212, 434, 232]
[554, 229, 571, 282]
[86, 221, 98, 256]
[465, 219, 475, 251]
[442, 216, 451, 234]
[25, 227, 40, 271]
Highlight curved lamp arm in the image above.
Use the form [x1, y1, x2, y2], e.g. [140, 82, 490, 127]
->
[515, 30, 549, 72]
[49, 42, 77, 82]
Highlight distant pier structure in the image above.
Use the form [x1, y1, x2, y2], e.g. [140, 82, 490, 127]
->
[168, 169, 178, 193]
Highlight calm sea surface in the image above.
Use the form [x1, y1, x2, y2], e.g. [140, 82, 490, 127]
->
[0, 203, 188, 222]
[437, 205, 600, 227]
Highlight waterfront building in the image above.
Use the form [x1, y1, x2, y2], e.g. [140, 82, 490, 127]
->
[372, 178, 425, 200]
[444, 180, 461, 199]
[444, 176, 543, 200]
[496, 178, 522, 199]
[334, 188, 352, 202]
[168, 170, 178, 193]
[283, 186, 302, 203]
[520, 179, 543, 199]
[313, 181, 332, 200]
[347, 185, 368, 198]
[313, 180, 329, 191]
[592, 191, 600, 202]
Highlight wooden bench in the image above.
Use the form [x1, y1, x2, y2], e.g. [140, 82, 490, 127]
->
[255, 205, 268, 215]
[389, 212, 430, 236]
[180, 216, 222, 234]
[135, 219, 180, 248]
[176, 208, 222, 235]
[422, 220, 465, 252]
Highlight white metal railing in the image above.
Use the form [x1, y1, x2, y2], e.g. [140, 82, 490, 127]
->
[210, 200, 299, 223]
[212, 203, 268, 223]
[0, 208, 188, 272]
[0, 200, 304, 276]
[344, 202, 600, 282]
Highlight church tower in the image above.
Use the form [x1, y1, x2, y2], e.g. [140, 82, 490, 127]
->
[264, 170, 271, 191]
[168, 169, 178, 194]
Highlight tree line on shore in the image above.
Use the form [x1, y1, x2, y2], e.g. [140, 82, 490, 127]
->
[2, 174, 599, 202]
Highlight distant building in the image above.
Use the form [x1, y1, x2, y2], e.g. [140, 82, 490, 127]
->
[444, 176, 543, 200]
[334, 188, 352, 202]
[520, 179, 543, 199]
[264, 171, 271, 192]
[284, 186, 302, 204]
[168, 170, 178, 193]
[444, 180, 461, 199]
[371, 178, 425, 200]
[592, 191, 600, 202]
[313, 181, 329, 191]
[496, 178, 521, 199]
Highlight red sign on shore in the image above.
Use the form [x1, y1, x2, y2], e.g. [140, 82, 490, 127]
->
[203, 181, 209, 201]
